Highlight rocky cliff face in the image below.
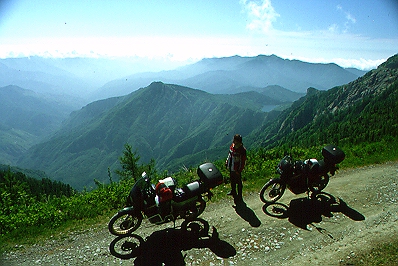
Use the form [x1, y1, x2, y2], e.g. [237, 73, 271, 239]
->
[328, 54, 398, 112]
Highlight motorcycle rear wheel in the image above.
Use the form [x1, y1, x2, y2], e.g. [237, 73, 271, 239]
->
[181, 218, 210, 237]
[109, 234, 144, 259]
[181, 198, 206, 220]
[259, 179, 286, 203]
[108, 209, 143, 236]
[309, 173, 329, 193]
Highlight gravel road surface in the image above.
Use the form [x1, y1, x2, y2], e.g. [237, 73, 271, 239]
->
[2, 162, 397, 265]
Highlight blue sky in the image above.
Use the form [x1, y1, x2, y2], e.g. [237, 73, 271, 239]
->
[0, 0, 397, 70]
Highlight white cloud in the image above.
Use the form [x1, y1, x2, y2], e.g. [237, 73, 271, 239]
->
[286, 54, 385, 71]
[0, 35, 254, 62]
[346, 13, 356, 24]
[1, 31, 392, 71]
[333, 58, 385, 70]
[240, 26, 396, 70]
[240, 0, 280, 33]
[328, 24, 339, 33]
[336, 5, 356, 33]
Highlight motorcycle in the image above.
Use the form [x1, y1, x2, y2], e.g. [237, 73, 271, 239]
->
[260, 145, 345, 203]
[108, 162, 223, 236]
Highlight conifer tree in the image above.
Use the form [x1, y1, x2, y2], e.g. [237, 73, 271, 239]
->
[115, 143, 141, 181]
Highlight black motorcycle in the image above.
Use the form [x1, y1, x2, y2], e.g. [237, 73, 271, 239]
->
[108, 162, 223, 236]
[260, 145, 345, 203]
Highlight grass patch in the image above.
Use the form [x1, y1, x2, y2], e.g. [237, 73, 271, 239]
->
[341, 239, 398, 265]
[0, 212, 112, 254]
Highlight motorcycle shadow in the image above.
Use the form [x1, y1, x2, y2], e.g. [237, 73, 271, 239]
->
[110, 218, 236, 265]
[262, 192, 365, 231]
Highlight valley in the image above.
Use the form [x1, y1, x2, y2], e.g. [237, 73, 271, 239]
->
[0, 54, 395, 191]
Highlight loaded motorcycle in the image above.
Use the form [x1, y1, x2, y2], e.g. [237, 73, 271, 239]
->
[260, 145, 345, 203]
[108, 162, 223, 236]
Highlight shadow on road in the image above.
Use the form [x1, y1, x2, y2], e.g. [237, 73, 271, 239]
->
[109, 218, 236, 265]
[233, 199, 261, 227]
[262, 192, 365, 233]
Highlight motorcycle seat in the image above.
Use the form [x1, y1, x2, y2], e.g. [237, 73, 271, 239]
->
[185, 181, 200, 193]
[173, 181, 201, 202]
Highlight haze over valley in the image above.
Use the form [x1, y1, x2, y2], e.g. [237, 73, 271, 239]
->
[1, 53, 388, 190]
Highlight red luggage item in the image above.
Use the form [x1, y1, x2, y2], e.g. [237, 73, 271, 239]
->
[155, 182, 173, 202]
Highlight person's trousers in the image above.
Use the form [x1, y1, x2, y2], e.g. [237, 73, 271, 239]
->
[230, 171, 242, 200]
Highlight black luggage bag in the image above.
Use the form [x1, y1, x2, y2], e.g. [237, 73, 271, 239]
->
[322, 145, 345, 164]
[197, 163, 223, 189]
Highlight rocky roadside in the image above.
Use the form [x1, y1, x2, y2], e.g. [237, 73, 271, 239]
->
[1, 162, 397, 265]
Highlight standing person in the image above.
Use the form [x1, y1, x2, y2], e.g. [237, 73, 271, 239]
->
[225, 134, 247, 203]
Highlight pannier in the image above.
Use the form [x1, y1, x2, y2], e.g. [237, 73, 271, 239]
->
[197, 163, 223, 188]
[322, 145, 345, 164]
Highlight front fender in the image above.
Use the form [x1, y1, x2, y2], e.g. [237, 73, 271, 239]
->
[267, 177, 281, 184]
[118, 206, 135, 214]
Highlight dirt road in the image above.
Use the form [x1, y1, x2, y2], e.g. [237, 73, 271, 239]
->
[2, 161, 397, 265]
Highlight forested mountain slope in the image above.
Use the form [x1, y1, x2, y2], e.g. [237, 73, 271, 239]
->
[18, 82, 279, 189]
[248, 54, 398, 149]
[0, 85, 75, 164]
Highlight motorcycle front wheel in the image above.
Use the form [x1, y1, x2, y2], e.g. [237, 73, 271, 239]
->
[309, 173, 329, 193]
[262, 202, 289, 218]
[108, 209, 143, 236]
[259, 179, 286, 203]
[109, 234, 144, 259]
[181, 198, 206, 221]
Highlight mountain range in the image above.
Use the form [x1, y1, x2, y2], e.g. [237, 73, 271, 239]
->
[1, 54, 382, 190]
[92, 54, 366, 100]
[1, 54, 365, 103]
[0, 81, 300, 169]
[17, 82, 286, 189]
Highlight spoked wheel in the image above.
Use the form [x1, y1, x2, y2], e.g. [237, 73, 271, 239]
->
[108, 209, 143, 236]
[181, 198, 206, 220]
[309, 174, 329, 193]
[181, 218, 210, 237]
[260, 179, 286, 203]
[109, 234, 144, 259]
[312, 192, 339, 208]
[262, 202, 289, 218]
